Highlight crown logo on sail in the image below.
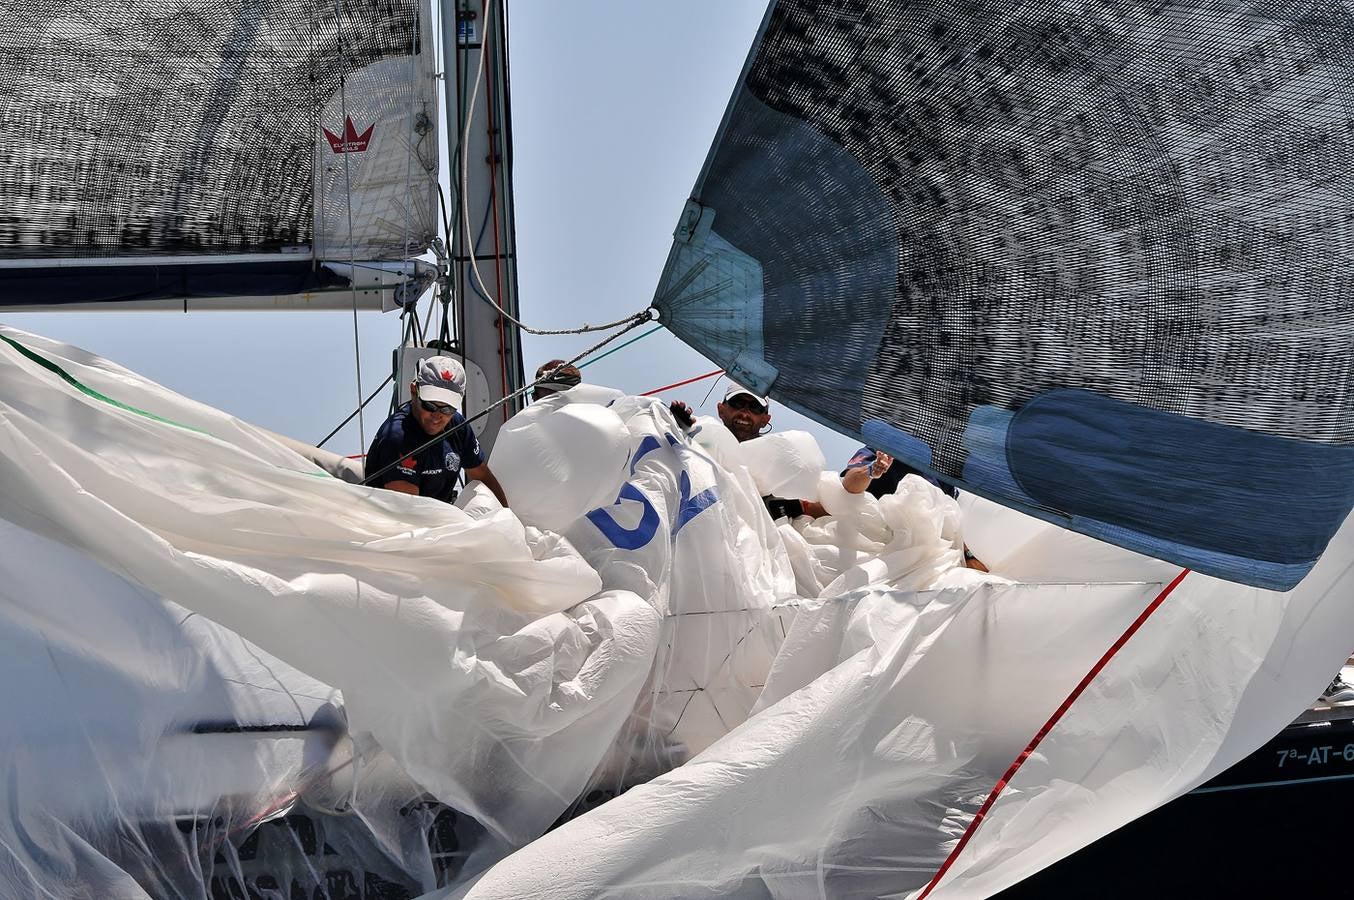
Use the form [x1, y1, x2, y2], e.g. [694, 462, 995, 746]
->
[323, 116, 374, 153]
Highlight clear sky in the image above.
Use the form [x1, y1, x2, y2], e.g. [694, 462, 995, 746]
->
[2, 1, 859, 466]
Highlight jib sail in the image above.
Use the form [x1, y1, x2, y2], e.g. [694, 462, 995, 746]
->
[655, 0, 1354, 590]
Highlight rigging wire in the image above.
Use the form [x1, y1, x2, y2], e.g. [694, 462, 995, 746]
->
[458, 0, 648, 336]
[640, 368, 724, 397]
[495, 0, 526, 401]
[576, 324, 664, 369]
[699, 370, 727, 406]
[361, 310, 655, 488]
[454, 8, 470, 353]
[401, 1, 419, 272]
[428, 183, 453, 339]
[481, 10, 512, 419]
[434, 4, 466, 351]
[316, 373, 395, 449]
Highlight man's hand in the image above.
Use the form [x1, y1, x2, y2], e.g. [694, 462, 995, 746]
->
[843, 450, 893, 494]
[466, 464, 509, 508]
[669, 401, 695, 429]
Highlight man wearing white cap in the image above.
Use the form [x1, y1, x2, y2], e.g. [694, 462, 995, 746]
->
[364, 356, 508, 507]
[715, 384, 772, 442]
[674, 384, 897, 520]
[668, 383, 773, 442]
[672, 384, 826, 519]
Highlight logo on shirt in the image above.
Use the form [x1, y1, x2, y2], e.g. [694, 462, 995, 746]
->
[444, 450, 461, 472]
[401, 456, 417, 470]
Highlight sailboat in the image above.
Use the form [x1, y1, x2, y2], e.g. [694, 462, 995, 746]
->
[5, 1, 1354, 899]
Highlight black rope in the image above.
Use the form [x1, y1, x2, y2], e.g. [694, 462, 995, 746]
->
[317, 373, 395, 449]
[360, 310, 656, 488]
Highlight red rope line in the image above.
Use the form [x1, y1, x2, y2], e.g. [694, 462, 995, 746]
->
[916, 567, 1191, 899]
[640, 368, 724, 396]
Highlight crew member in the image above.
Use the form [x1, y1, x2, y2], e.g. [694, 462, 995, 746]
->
[531, 359, 582, 401]
[365, 356, 508, 507]
[672, 384, 826, 519]
[673, 386, 988, 569]
[841, 446, 987, 570]
[841, 447, 952, 499]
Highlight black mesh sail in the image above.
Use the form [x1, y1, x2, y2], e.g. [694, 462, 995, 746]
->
[0, 0, 437, 305]
[655, 0, 1354, 589]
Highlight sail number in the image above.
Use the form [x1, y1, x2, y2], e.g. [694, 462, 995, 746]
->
[1275, 744, 1354, 767]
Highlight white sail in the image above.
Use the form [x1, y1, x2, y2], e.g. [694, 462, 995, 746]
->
[3, 325, 1353, 898]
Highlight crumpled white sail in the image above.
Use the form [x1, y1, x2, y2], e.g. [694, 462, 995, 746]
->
[457, 511, 1354, 900]
[1, 325, 1352, 900]
[0, 326, 658, 859]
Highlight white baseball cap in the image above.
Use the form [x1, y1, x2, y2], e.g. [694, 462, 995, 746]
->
[723, 383, 769, 408]
[414, 356, 466, 407]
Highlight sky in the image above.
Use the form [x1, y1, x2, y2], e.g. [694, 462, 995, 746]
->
[2, 1, 859, 466]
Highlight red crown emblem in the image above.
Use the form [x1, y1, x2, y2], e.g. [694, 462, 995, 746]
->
[323, 116, 374, 153]
[441, 370, 453, 380]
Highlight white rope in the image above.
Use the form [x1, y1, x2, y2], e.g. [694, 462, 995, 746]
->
[459, 0, 646, 336]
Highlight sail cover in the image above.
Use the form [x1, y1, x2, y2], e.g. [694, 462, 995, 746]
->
[653, 0, 1354, 590]
[0, 0, 438, 307]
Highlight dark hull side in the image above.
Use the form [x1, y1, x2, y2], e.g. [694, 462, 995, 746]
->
[998, 709, 1354, 898]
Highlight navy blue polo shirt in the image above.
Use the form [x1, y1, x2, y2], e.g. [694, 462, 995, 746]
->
[365, 403, 485, 503]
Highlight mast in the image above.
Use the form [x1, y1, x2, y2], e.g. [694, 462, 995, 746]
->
[442, 0, 525, 452]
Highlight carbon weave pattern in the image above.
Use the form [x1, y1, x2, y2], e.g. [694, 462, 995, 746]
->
[736, 0, 1354, 472]
[0, 1, 421, 258]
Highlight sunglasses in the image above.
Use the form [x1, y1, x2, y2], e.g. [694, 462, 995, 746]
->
[725, 395, 767, 414]
[419, 398, 456, 415]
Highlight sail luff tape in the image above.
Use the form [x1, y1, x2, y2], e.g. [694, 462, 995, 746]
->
[0, 334, 207, 435]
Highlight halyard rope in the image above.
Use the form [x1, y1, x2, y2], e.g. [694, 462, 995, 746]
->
[457, 0, 644, 336]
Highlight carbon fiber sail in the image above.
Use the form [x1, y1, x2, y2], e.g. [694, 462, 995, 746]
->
[654, 0, 1354, 590]
[0, 0, 438, 309]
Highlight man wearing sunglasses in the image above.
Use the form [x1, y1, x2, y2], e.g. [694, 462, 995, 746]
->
[671, 384, 826, 520]
[364, 356, 508, 507]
